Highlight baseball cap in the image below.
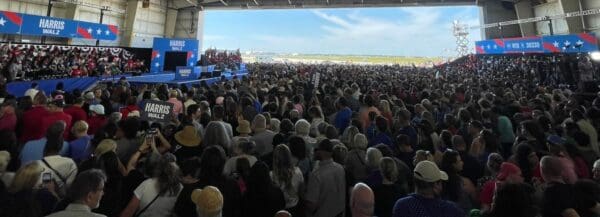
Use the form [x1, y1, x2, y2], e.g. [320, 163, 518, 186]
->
[89, 104, 105, 115]
[84, 92, 95, 101]
[50, 94, 65, 107]
[413, 160, 448, 182]
[496, 162, 521, 181]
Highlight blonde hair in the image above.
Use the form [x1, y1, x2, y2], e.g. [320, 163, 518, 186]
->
[9, 161, 44, 193]
[379, 100, 391, 114]
[365, 147, 383, 169]
[95, 139, 117, 156]
[353, 133, 368, 150]
[0, 151, 10, 172]
[71, 120, 89, 135]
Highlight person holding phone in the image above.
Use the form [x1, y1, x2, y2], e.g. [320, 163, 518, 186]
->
[3, 161, 59, 217]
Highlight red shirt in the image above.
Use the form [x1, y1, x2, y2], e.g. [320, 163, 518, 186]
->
[20, 106, 49, 143]
[87, 115, 107, 136]
[41, 111, 72, 140]
[64, 106, 87, 125]
[479, 180, 496, 206]
[120, 105, 140, 119]
[71, 68, 81, 77]
[0, 107, 17, 132]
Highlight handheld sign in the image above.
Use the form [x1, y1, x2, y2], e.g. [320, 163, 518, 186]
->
[141, 100, 174, 123]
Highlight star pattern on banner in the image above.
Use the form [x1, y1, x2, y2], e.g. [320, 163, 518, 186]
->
[87, 28, 92, 33]
[553, 41, 559, 47]
[156, 54, 160, 58]
[155, 62, 160, 67]
[96, 28, 102, 35]
[105, 30, 110, 35]
[0, 17, 6, 26]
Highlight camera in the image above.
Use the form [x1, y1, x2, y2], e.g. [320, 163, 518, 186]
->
[147, 128, 158, 135]
[42, 172, 52, 183]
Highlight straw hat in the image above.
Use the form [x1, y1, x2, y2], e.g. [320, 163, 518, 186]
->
[175, 125, 202, 147]
[191, 186, 223, 216]
[236, 120, 252, 134]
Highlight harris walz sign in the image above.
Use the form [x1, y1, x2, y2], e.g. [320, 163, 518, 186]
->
[141, 100, 174, 123]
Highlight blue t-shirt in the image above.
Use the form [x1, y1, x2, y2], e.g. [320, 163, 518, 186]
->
[334, 107, 352, 132]
[20, 138, 69, 166]
[68, 135, 92, 163]
[369, 132, 393, 147]
[393, 194, 465, 217]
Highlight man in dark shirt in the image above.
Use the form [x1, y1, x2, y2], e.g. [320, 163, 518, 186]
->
[393, 161, 464, 217]
[540, 156, 579, 217]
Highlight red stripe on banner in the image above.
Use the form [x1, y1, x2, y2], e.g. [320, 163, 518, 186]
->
[2, 11, 22, 25]
[475, 46, 485, 54]
[152, 50, 158, 59]
[543, 42, 560, 53]
[494, 39, 505, 48]
[187, 51, 192, 60]
[77, 27, 93, 39]
[108, 25, 119, 35]
[579, 33, 597, 45]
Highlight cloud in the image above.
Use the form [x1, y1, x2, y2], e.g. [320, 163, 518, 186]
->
[305, 7, 482, 56]
[204, 7, 482, 56]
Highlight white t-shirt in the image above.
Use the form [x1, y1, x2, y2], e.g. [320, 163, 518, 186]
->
[40, 155, 78, 191]
[270, 167, 304, 208]
[134, 178, 182, 217]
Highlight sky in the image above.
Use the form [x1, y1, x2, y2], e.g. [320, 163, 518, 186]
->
[203, 6, 481, 57]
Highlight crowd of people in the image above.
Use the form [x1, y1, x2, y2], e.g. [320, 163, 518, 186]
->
[0, 52, 598, 217]
[0, 44, 147, 82]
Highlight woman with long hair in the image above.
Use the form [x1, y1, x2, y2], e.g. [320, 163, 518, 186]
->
[373, 157, 406, 217]
[203, 121, 232, 154]
[176, 146, 242, 217]
[4, 161, 59, 217]
[120, 155, 182, 217]
[511, 143, 542, 184]
[242, 162, 286, 217]
[440, 149, 474, 212]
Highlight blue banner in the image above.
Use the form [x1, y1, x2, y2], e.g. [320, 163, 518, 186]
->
[21, 14, 78, 38]
[0, 11, 23, 34]
[150, 38, 200, 73]
[0, 10, 118, 41]
[476, 33, 598, 54]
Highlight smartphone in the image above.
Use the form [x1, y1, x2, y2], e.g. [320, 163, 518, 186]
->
[42, 172, 52, 183]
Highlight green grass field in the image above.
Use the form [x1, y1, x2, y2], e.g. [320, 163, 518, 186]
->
[276, 54, 443, 64]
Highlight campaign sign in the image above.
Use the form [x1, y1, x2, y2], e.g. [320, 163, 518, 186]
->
[175, 66, 201, 80]
[21, 14, 78, 38]
[150, 38, 200, 73]
[476, 33, 598, 54]
[141, 100, 174, 123]
[503, 37, 543, 53]
[0, 10, 118, 40]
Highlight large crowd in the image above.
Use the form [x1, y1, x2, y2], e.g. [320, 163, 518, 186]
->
[0, 44, 146, 82]
[0, 52, 598, 217]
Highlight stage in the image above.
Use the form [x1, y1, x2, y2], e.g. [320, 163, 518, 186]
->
[7, 70, 249, 97]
